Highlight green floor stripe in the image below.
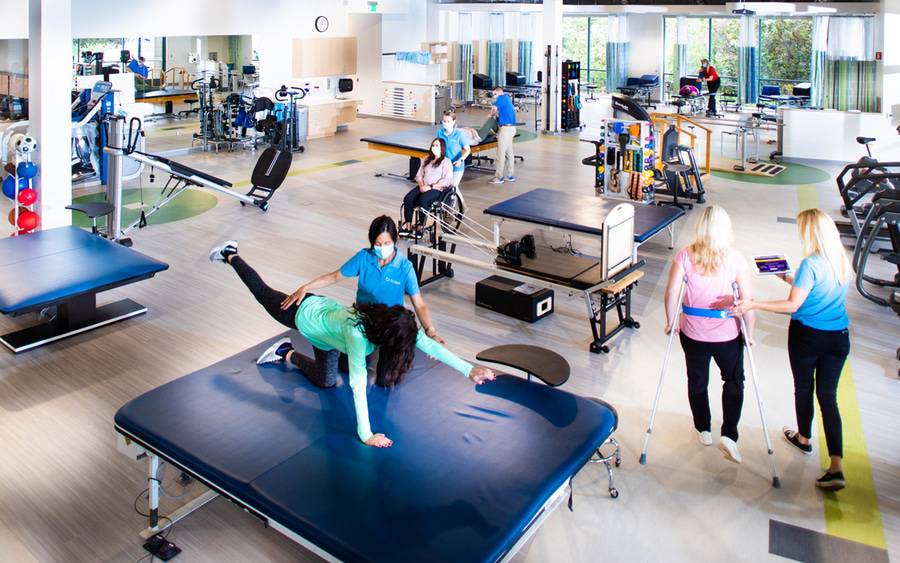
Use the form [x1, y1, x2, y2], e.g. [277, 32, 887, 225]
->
[712, 162, 831, 186]
[797, 182, 885, 549]
[71, 188, 217, 228]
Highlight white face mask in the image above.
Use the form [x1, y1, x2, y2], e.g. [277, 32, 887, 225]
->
[431, 145, 441, 156]
[374, 244, 394, 260]
[442, 122, 453, 132]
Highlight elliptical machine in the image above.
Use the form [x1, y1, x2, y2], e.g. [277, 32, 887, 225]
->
[271, 85, 307, 153]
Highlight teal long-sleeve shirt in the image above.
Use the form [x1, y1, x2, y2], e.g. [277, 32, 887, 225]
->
[295, 295, 474, 442]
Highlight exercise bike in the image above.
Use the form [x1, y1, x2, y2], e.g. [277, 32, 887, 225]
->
[835, 136, 900, 244]
[271, 85, 307, 153]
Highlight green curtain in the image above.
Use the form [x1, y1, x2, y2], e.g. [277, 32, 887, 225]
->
[228, 36, 242, 67]
[606, 43, 628, 92]
[738, 15, 758, 106]
[456, 43, 473, 102]
[809, 16, 828, 108]
[825, 60, 878, 112]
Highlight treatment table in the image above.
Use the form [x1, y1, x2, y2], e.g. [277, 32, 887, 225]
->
[485, 187, 685, 259]
[0, 226, 168, 353]
[361, 123, 521, 181]
[115, 332, 615, 562]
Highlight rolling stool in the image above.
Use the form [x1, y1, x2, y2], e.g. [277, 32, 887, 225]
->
[178, 98, 199, 118]
[659, 162, 693, 211]
[476, 344, 621, 498]
[66, 202, 114, 235]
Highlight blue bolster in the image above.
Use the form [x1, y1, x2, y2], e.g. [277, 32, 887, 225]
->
[682, 305, 733, 319]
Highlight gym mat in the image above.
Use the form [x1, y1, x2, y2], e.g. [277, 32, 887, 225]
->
[768, 520, 888, 563]
[712, 162, 830, 185]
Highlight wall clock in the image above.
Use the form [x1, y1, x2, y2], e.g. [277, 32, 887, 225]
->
[315, 16, 329, 33]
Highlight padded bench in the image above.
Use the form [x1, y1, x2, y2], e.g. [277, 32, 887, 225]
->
[0, 226, 168, 353]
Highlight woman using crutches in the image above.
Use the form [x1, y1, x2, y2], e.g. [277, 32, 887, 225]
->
[663, 206, 755, 463]
[733, 209, 851, 491]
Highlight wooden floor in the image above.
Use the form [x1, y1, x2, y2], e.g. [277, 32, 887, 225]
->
[1, 110, 898, 563]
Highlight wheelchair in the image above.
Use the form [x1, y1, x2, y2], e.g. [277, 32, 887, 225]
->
[399, 185, 466, 243]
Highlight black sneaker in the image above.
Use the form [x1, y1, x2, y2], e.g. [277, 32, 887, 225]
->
[783, 428, 813, 455]
[816, 471, 846, 491]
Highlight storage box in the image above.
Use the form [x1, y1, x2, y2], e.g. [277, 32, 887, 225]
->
[475, 276, 553, 323]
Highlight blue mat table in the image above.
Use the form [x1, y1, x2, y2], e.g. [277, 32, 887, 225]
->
[484, 187, 685, 255]
[115, 332, 615, 562]
[0, 226, 168, 352]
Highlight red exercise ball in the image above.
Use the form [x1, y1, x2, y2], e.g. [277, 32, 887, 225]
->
[17, 188, 37, 206]
[7, 206, 28, 226]
[17, 210, 39, 231]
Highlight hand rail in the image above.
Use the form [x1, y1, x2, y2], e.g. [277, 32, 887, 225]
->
[650, 111, 712, 176]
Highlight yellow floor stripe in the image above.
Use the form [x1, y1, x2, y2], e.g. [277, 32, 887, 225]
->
[795, 183, 885, 549]
[816, 364, 886, 549]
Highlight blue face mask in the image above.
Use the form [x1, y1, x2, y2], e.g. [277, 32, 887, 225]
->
[374, 244, 394, 260]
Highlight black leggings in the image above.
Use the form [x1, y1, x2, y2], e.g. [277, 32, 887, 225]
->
[230, 255, 339, 388]
[788, 320, 850, 458]
[680, 333, 745, 441]
[403, 187, 444, 225]
[707, 78, 720, 113]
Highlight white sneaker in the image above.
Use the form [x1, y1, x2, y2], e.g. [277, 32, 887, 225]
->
[489, 178, 505, 185]
[257, 337, 291, 365]
[208, 240, 238, 263]
[718, 437, 742, 464]
[696, 430, 713, 446]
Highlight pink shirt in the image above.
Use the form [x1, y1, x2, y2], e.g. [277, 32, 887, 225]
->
[415, 157, 454, 191]
[675, 247, 747, 342]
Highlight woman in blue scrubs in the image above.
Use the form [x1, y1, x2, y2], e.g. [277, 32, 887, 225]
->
[281, 215, 443, 344]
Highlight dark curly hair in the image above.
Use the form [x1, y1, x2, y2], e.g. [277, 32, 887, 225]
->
[353, 303, 418, 386]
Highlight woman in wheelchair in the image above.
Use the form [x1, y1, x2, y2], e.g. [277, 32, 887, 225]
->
[400, 137, 454, 237]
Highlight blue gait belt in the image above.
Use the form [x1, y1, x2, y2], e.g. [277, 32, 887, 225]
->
[682, 305, 733, 319]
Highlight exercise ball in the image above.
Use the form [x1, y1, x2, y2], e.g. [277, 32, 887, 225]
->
[8, 206, 28, 226]
[17, 210, 38, 231]
[16, 161, 37, 179]
[2, 175, 27, 199]
[15, 136, 37, 156]
[17, 188, 36, 206]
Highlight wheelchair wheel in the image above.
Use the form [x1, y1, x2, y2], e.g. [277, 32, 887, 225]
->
[437, 191, 464, 234]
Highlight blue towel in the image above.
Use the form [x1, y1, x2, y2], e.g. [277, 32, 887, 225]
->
[396, 51, 431, 65]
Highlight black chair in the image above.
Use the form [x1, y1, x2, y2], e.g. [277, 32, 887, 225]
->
[67, 202, 114, 235]
[475, 344, 621, 498]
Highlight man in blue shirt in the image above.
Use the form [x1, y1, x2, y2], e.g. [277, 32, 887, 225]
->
[127, 56, 149, 79]
[489, 86, 517, 185]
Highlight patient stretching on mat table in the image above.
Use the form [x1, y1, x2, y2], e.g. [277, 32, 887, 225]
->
[209, 241, 495, 448]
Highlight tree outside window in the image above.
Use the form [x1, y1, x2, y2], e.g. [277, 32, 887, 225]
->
[760, 17, 812, 93]
[562, 17, 589, 84]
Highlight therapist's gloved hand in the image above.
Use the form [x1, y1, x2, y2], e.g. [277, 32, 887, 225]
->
[468, 367, 496, 385]
[281, 286, 308, 310]
[365, 433, 393, 448]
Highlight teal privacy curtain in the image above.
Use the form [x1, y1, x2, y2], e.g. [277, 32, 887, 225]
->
[518, 41, 533, 83]
[809, 16, 828, 108]
[606, 15, 629, 93]
[487, 12, 506, 87]
[456, 12, 474, 102]
[823, 17, 877, 111]
[738, 14, 758, 106]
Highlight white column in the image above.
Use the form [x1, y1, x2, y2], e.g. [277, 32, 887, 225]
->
[542, 0, 563, 132]
[28, 0, 72, 230]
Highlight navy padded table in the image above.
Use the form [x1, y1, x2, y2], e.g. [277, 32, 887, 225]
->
[0, 226, 168, 352]
[484, 187, 684, 245]
[115, 332, 614, 562]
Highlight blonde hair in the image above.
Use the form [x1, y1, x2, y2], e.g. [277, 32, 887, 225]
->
[796, 208, 852, 284]
[689, 205, 734, 275]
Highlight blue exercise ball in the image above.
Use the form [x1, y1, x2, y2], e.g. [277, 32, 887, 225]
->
[2, 175, 27, 199]
[16, 161, 37, 180]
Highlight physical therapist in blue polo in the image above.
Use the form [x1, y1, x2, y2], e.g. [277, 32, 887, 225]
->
[281, 215, 444, 344]
[436, 110, 471, 188]
[489, 85, 517, 185]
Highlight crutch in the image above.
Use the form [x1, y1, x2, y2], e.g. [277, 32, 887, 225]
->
[732, 282, 781, 488]
[640, 275, 688, 464]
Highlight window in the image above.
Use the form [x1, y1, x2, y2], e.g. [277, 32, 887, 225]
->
[684, 18, 710, 74]
[562, 16, 609, 91]
[710, 18, 740, 81]
[759, 17, 812, 93]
